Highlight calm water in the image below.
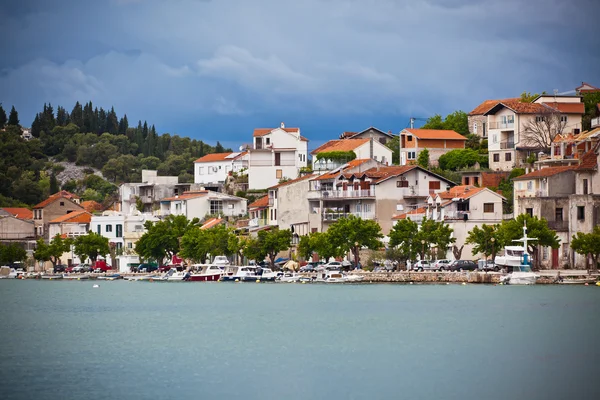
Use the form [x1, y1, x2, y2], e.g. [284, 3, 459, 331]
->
[1, 280, 599, 400]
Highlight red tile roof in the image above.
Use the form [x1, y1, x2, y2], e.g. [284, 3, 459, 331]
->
[491, 99, 548, 115]
[80, 201, 104, 212]
[49, 210, 92, 224]
[576, 82, 600, 93]
[437, 185, 485, 200]
[392, 207, 426, 220]
[194, 152, 247, 163]
[344, 165, 418, 183]
[1, 207, 33, 220]
[269, 173, 316, 189]
[253, 127, 300, 137]
[469, 98, 519, 115]
[403, 128, 466, 141]
[513, 166, 577, 181]
[200, 217, 224, 230]
[33, 191, 81, 209]
[162, 191, 209, 201]
[249, 195, 269, 209]
[313, 159, 374, 181]
[541, 102, 585, 114]
[311, 139, 369, 155]
[577, 148, 598, 171]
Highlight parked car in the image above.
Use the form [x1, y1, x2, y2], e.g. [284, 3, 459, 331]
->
[73, 264, 91, 273]
[324, 261, 343, 270]
[53, 264, 67, 273]
[92, 260, 112, 273]
[433, 259, 451, 271]
[411, 260, 431, 271]
[477, 259, 499, 272]
[448, 260, 478, 271]
[136, 263, 158, 273]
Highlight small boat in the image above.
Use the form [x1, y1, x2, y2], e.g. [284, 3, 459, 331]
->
[220, 266, 256, 282]
[189, 264, 223, 282]
[498, 223, 539, 285]
[41, 274, 63, 280]
[62, 274, 90, 280]
[278, 272, 302, 283]
[161, 268, 189, 281]
[346, 274, 365, 282]
[315, 267, 348, 283]
[97, 274, 122, 281]
[556, 277, 597, 285]
[241, 267, 278, 282]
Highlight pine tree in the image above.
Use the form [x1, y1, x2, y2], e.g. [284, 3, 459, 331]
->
[0, 103, 7, 129]
[107, 106, 119, 134]
[8, 106, 19, 126]
[56, 106, 69, 126]
[83, 101, 94, 133]
[142, 121, 149, 139]
[215, 141, 225, 153]
[71, 101, 83, 129]
[98, 107, 107, 134]
[50, 174, 60, 194]
[118, 114, 129, 135]
[134, 121, 144, 154]
[43, 103, 56, 132]
[31, 114, 42, 137]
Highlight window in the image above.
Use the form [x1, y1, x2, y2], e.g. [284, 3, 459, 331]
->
[474, 177, 479, 186]
[505, 152, 512, 162]
[457, 200, 470, 212]
[583, 179, 588, 195]
[473, 122, 478, 133]
[555, 208, 563, 221]
[210, 200, 223, 215]
[535, 116, 545, 122]
[542, 246, 548, 260]
[379, 137, 386, 144]
[128, 242, 133, 249]
[560, 115, 567, 122]
[577, 206, 585, 220]
[525, 208, 533, 217]
[407, 135, 413, 142]
[60, 202, 64, 206]
[275, 152, 281, 166]
[106, 224, 112, 233]
[407, 151, 416, 160]
[484, 203, 494, 213]
[199, 167, 204, 175]
[396, 180, 409, 188]
[266, 138, 270, 145]
[493, 153, 500, 162]
[276, 169, 282, 179]
[527, 181, 533, 190]
[464, 177, 470, 185]
[97, 225, 101, 234]
[116, 224, 123, 238]
[428, 181, 441, 190]
[482, 122, 487, 137]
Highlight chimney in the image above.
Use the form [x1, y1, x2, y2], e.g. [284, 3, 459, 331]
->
[280, 122, 285, 128]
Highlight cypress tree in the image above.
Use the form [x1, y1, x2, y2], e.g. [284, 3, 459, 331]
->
[56, 106, 69, 126]
[83, 101, 93, 132]
[118, 114, 129, 135]
[50, 174, 60, 194]
[71, 101, 83, 129]
[8, 106, 19, 126]
[31, 114, 42, 137]
[98, 107, 107, 134]
[0, 103, 6, 129]
[107, 106, 119, 134]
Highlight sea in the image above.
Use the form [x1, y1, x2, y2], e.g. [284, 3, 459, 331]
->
[0, 280, 599, 400]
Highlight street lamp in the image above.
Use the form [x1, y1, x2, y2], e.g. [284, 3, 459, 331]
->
[490, 237, 496, 261]
[421, 240, 425, 260]
[354, 241, 359, 269]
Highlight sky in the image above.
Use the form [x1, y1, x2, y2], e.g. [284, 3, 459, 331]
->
[1, 0, 599, 151]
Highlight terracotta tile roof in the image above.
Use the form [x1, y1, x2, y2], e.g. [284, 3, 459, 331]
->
[33, 191, 81, 209]
[249, 195, 269, 209]
[344, 165, 417, 183]
[576, 82, 600, 93]
[253, 127, 300, 137]
[486, 99, 548, 115]
[200, 217, 224, 230]
[313, 159, 375, 181]
[0, 207, 33, 220]
[49, 210, 92, 224]
[311, 139, 369, 155]
[513, 166, 577, 181]
[403, 128, 466, 141]
[469, 98, 519, 116]
[236, 219, 250, 228]
[269, 173, 316, 190]
[162, 191, 209, 201]
[194, 152, 234, 163]
[392, 207, 426, 220]
[80, 201, 104, 213]
[577, 148, 598, 171]
[541, 102, 585, 114]
[437, 185, 485, 200]
[300, 136, 309, 142]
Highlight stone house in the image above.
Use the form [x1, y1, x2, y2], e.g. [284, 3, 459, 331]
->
[267, 173, 317, 239]
[398, 128, 466, 167]
[32, 191, 84, 239]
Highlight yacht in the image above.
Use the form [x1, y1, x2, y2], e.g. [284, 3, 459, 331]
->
[189, 264, 223, 282]
[498, 223, 539, 285]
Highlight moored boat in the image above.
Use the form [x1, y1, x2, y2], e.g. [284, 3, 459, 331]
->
[41, 274, 63, 280]
[498, 223, 539, 285]
[188, 264, 222, 282]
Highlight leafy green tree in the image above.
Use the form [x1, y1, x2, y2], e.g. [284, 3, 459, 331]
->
[73, 232, 109, 264]
[255, 228, 292, 268]
[0, 103, 6, 129]
[571, 226, 600, 270]
[465, 224, 502, 261]
[34, 235, 72, 268]
[180, 227, 211, 263]
[136, 215, 198, 264]
[0, 243, 27, 265]
[497, 214, 559, 268]
[327, 215, 383, 266]
[417, 148, 429, 169]
[11, 176, 44, 205]
[8, 106, 19, 126]
[297, 233, 315, 260]
[414, 217, 455, 260]
[438, 149, 484, 171]
[422, 111, 469, 136]
[421, 114, 445, 130]
[389, 218, 420, 264]
[520, 91, 541, 103]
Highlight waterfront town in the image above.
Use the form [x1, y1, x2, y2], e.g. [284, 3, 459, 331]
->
[1, 83, 600, 283]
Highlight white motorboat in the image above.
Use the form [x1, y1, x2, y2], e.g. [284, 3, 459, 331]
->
[212, 256, 230, 267]
[278, 272, 302, 283]
[241, 267, 278, 282]
[498, 223, 539, 285]
[315, 267, 348, 283]
[346, 274, 365, 282]
[188, 264, 223, 282]
[494, 246, 525, 269]
[220, 266, 255, 282]
[163, 268, 189, 281]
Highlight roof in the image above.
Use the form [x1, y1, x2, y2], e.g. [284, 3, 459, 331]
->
[312, 159, 374, 181]
[194, 152, 247, 163]
[200, 217, 224, 230]
[253, 127, 302, 138]
[344, 165, 418, 183]
[33, 191, 81, 209]
[49, 210, 92, 224]
[0, 207, 33, 220]
[469, 98, 519, 116]
[512, 166, 577, 181]
[577, 146, 599, 171]
[341, 127, 394, 140]
[437, 185, 486, 200]
[402, 128, 466, 141]
[249, 195, 269, 209]
[269, 173, 316, 190]
[340, 131, 357, 138]
[484, 99, 548, 115]
[541, 102, 585, 114]
[162, 191, 209, 201]
[80, 200, 104, 213]
[576, 82, 600, 93]
[391, 207, 426, 220]
[311, 139, 369, 155]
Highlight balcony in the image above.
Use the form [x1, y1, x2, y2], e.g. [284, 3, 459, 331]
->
[489, 121, 514, 130]
[547, 220, 569, 231]
[443, 211, 470, 220]
[139, 195, 154, 204]
[592, 116, 600, 128]
[322, 211, 375, 221]
[499, 141, 515, 149]
[307, 189, 376, 200]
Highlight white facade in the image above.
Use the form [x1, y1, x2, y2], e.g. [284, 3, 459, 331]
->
[194, 152, 248, 185]
[160, 191, 247, 220]
[91, 212, 126, 251]
[312, 140, 392, 171]
[248, 124, 309, 189]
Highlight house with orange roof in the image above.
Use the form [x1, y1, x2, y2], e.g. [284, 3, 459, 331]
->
[80, 200, 104, 213]
[248, 195, 271, 231]
[32, 191, 84, 239]
[338, 127, 395, 145]
[48, 210, 92, 240]
[535, 126, 600, 168]
[468, 97, 519, 138]
[399, 128, 466, 167]
[266, 173, 318, 236]
[307, 163, 455, 234]
[311, 138, 392, 171]
[194, 151, 248, 188]
[0, 207, 33, 220]
[575, 82, 600, 94]
[484, 95, 584, 171]
[159, 190, 247, 221]
[247, 122, 309, 190]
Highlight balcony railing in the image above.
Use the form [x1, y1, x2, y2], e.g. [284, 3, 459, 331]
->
[499, 141, 515, 149]
[547, 220, 569, 231]
[443, 211, 470, 220]
[489, 121, 514, 130]
[322, 211, 375, 221]
[307, 189, 376, 200]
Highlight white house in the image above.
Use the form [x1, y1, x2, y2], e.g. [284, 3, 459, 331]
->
[160, 190, 247, 220]
[248, 123, 309, 189]
[194, 151, 248, 186]
[310, 138, 392, 171]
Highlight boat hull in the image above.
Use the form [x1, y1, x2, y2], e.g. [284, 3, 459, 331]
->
[503, 272, 538, 285]
[189, 273, 221, 282]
